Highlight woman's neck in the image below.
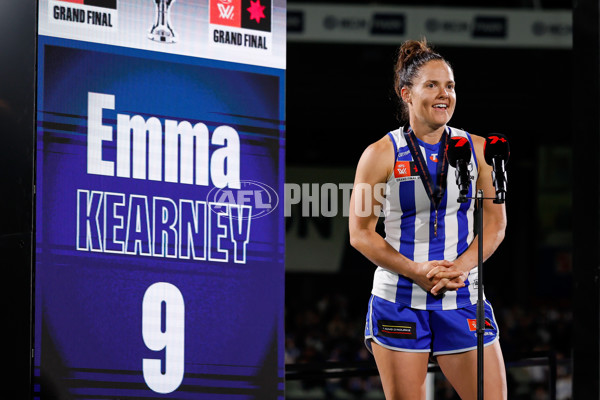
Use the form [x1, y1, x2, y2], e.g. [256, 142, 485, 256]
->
[408, 120, 446, 144]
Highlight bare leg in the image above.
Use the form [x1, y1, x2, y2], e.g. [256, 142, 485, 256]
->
[371, 341, 431, 400]
[436, 340, 507, 400]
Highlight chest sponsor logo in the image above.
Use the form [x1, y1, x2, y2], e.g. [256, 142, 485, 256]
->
[49, 0, 117, 30]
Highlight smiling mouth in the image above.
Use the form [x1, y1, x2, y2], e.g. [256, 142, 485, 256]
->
[433, 104, 448, 109]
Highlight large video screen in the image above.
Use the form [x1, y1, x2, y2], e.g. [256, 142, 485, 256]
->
[35, 1, 285, 398]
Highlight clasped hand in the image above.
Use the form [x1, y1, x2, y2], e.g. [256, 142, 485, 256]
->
[412, 260, 467, 296]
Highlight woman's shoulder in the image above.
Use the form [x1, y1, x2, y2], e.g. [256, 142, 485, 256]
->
[449, 126, 485, 148]
[356, 133, 396, 181]
[361, 134, 395, 162]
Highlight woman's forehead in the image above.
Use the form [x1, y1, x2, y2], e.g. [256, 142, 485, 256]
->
[416, 60, 454, 81]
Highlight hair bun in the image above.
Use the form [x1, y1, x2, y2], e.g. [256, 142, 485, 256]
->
[398, 39, 432, 68]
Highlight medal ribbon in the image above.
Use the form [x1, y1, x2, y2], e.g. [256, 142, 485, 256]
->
[403, 126, 450, 234]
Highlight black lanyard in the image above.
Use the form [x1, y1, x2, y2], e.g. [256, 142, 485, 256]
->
[403, 126, 450, 235]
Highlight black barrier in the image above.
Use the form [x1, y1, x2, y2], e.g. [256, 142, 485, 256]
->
[286, 351, 567, 400]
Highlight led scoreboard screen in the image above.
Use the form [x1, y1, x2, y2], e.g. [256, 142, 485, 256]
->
[35, 0, 286, 398]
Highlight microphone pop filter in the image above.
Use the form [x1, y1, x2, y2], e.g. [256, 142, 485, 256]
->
[446, 136, 472, 168]
[484, 134, 510, 165]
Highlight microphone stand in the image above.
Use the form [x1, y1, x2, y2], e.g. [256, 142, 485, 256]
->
[455, 134, 508, 399]
[459, 189, 493, 400]
[475, 189, 484, 400]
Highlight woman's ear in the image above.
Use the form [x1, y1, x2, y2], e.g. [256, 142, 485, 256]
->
[400, 87, 411, 104]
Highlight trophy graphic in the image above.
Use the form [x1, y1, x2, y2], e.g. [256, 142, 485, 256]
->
[148, 0, 177, 43]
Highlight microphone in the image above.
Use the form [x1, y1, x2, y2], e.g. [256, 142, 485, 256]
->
[446, 136, 473, 203]
[484, 133, 510, 204]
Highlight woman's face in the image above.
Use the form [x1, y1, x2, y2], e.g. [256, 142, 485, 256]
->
[402, 60, 456, 131]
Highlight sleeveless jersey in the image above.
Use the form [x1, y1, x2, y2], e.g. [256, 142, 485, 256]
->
[371, 126, 482, 310]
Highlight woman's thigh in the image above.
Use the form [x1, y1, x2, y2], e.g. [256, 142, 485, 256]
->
[371, 341, 431, 400]
[436, 340, 507, 400]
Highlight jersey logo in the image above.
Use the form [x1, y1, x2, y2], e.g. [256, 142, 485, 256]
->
[394, 161, 420, 182]
[430, 153, 438, 162]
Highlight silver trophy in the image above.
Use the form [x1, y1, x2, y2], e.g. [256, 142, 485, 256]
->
[148, 0, 177, 43]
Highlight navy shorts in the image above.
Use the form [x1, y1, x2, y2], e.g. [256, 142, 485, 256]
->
[364, 295, 500, 356]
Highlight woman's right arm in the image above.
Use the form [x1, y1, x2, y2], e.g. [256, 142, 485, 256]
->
[348, 136, 463, 293]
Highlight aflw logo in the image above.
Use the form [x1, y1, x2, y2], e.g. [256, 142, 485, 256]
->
[211, 0, 240, 27]
[217, 1, 234, 20]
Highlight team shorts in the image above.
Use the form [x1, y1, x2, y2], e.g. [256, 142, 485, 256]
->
[364, 294, 500, 356]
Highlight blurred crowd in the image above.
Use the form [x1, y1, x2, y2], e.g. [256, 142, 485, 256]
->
[285, 281, 573, 399]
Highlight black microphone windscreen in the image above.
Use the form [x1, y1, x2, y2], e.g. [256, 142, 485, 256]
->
[446, 136, 472, 168]
[484, 134, 510, 165]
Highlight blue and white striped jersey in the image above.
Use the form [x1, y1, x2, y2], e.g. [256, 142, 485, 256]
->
[371, 126, 482, 310]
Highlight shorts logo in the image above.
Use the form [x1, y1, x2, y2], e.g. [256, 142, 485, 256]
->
[377, 320, 416, 339]
[467, 318, 495, 332]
